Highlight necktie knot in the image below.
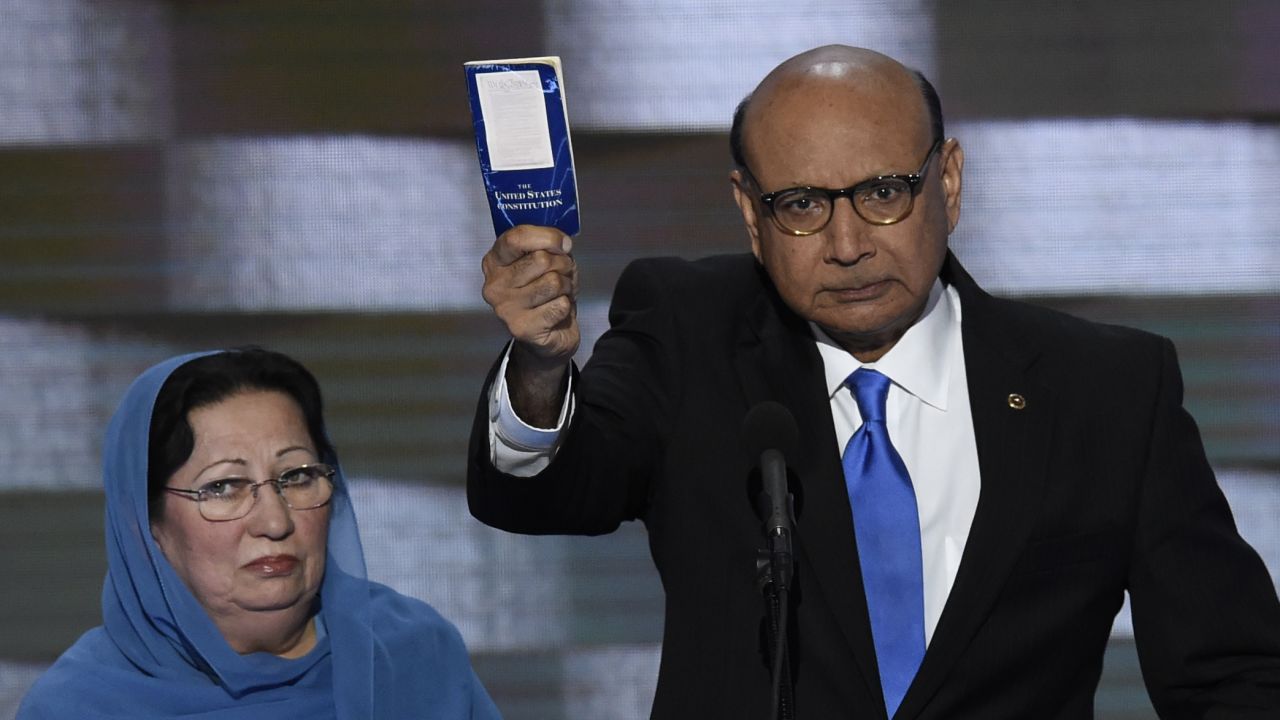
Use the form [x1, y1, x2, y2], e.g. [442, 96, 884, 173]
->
[846, 368, 891, 424]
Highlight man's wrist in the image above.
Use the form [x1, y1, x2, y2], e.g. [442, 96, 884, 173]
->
[506, 342, 571, 428]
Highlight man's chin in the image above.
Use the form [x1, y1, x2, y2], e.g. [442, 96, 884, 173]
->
[816, 317, 912, 361]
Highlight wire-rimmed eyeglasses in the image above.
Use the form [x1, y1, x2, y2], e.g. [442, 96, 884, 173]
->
[164, 463, 336, 522]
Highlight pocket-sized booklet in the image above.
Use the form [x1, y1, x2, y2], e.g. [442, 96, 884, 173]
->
[464, 56, 580, 237]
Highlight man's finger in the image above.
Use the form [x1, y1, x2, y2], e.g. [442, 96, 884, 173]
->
[523, 268, 575, 309]
[490, 225, 572, 266]
[505, 250, 575, 290]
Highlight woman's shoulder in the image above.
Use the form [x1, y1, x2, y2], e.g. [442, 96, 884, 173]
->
[365, 581, 468, 652]
[17, 628, 126, 719]
[361, 583, 502, 719]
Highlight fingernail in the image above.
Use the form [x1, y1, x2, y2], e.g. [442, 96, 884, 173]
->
[561, 235, 573, 253]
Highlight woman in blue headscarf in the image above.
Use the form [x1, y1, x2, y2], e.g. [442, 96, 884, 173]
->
[18, 349, 502, 719]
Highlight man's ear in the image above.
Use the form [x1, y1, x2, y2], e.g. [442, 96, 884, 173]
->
[940, 138, 964, 234]
[730, 169, 764, 261]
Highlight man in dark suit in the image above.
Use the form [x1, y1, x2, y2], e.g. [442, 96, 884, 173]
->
[469, 45, 1280, 718]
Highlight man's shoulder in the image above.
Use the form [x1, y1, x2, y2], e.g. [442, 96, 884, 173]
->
[966, 288, 1172, 384]
[616, 253, 767, 307]
[624, 252, 761, 283]
[985, 292, 1164, 348]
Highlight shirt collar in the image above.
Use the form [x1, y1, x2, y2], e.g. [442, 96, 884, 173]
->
[812, 278, 959, 411]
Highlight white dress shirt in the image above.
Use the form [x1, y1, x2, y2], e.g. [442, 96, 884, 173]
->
[489, 279, 981, 645]
[812, 280, 980, 643]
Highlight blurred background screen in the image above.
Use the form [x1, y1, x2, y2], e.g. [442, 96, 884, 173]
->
[1, 1, 1277, 718]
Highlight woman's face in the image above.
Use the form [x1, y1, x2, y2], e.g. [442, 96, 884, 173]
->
[151, 390, 330, 650]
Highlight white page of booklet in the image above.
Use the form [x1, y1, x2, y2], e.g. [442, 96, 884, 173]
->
[475, 69, 555, 171]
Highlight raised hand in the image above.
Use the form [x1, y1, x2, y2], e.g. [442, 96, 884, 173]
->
[481, 225, 579, 425]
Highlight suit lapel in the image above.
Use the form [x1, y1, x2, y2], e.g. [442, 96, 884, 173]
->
[731, 256, 1057, 718]
[733, 276, 884, 707]
[896, 255, 1057, 718]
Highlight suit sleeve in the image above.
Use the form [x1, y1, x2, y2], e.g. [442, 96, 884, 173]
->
[467, 259, 680, 536]
[1129, 337, 1280, 717]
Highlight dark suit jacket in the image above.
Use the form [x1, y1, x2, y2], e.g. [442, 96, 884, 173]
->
[468, 252, 1280, 719]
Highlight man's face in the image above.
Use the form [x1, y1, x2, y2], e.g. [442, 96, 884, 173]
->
[732, 72, 963, 361]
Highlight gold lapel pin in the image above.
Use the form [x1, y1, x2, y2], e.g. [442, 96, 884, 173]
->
[1007, 393, 1027, 410]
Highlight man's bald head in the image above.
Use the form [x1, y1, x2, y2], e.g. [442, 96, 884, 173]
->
[726, 44, 963, 361]
[729, 45, 943, 170]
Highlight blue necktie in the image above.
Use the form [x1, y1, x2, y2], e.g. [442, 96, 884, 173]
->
[842, 368, 925, 718]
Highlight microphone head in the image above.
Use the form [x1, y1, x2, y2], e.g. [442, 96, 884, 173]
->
[742, 401, 800, 462]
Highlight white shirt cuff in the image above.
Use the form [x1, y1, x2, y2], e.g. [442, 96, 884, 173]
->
[487, 344, 574, 477]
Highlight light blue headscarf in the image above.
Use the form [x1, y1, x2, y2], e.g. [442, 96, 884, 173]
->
[19, 351, 502, 719]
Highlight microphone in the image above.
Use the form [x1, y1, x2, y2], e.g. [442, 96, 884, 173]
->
[744, 402, 801, 720]
[743, 401, 800, 590]
[744, 401, 800, 541]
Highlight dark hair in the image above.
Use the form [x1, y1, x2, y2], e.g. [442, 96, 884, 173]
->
[912, 69, 945, 150]
[729, 68, 945, 169]
[147, 348, 335, 521]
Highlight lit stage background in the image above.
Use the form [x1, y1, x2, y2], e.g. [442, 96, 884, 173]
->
[1, 2, 1278, 718]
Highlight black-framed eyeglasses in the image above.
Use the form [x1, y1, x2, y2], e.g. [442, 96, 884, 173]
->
[743, 139, 944, 235]
[164, 463, 336, 522]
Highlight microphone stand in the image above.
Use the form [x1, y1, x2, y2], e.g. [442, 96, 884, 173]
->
[758, 539, 794, 720]
[756, 450, 795, 720]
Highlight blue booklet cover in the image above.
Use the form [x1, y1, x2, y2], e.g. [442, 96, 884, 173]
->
[464, 56, 580, 236]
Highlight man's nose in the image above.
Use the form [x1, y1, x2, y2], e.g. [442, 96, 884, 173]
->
[824, 196, 875, 264]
